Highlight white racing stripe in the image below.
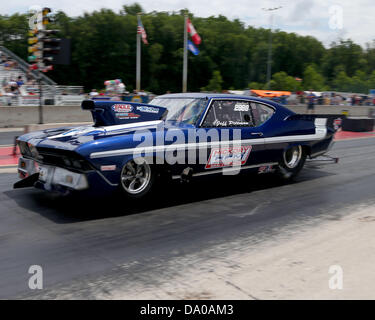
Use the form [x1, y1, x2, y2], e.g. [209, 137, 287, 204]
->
[102, 120, 163, 132]
[90, 119, 327, 159]
[91, 138, 264, 159]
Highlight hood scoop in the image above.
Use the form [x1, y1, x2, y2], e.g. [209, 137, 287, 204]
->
[81, 100, 168, 127]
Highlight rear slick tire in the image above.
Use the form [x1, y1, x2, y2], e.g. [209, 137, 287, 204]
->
[276, 145, 306, 180]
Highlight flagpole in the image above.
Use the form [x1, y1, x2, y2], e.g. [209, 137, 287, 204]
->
[182, 14, 188, 93]
[136, 13, 141, 92]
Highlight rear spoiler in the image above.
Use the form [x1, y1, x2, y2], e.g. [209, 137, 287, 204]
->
[81, 100, 96, 110]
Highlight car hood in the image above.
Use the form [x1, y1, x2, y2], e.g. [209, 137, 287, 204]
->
[17, 120, 166, 152]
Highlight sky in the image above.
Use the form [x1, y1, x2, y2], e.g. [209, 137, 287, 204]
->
[2, 0, 374, 47]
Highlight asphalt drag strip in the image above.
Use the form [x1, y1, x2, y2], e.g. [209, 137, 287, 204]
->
[0, 138, 374, 299]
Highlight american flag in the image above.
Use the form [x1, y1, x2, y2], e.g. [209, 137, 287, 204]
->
[137, 16, 148, 45]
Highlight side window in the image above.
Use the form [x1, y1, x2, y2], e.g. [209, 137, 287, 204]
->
[250, 103, 274, 126]
[202, 100, 255, 127]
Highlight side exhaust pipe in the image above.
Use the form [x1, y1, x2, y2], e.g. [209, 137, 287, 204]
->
[180, 167, 193, 183]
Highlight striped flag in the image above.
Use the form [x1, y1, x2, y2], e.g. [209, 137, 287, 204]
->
[187, 18, 201, 45]
[187, 40, 199, 55]
[137, 16, 148, 45]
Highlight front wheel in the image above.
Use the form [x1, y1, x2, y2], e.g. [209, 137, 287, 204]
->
[276, 145, 306, 180]
[119, 159, 155, 199]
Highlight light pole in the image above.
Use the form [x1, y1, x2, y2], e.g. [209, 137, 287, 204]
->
[262, 6, 282, 89]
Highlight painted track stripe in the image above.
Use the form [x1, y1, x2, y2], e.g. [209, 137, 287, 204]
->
[0, 167, 17, 174]
[0, 146, 20, 166]
[0, 127, 23, 133]
[334, 130, 375, 141]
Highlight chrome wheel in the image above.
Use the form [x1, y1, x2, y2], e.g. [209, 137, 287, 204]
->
[121, 160, 151, 195]
[283, 146, 302, 169]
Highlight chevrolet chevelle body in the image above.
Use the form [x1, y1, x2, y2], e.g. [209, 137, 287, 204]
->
[15, 93, 334, 198]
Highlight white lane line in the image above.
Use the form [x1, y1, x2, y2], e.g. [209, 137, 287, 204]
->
[0, 128, 24, 133]
[0, 144, 17, 148]
[0, 167, 17, 174]
[335, 135, 375, 142]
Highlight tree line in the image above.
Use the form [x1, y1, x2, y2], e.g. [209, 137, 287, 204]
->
[1, 3, 375, 94]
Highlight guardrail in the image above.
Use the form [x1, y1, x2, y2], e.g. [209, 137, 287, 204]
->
[55, 86, 84, 95]
[287, 105, 375, 118]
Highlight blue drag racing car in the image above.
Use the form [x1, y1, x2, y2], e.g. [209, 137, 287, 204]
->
[15, 93, 334, 198]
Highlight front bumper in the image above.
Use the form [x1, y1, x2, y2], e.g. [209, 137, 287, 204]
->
[17, 156, 89, 191]
[38, 165, 89, 191]
[18, 157, 38, 179]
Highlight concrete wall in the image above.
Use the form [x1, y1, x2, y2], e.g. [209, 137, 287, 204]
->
[0, 105, 92, 128]
[0, 104, 374, 128]
[287, 105, 374, 117]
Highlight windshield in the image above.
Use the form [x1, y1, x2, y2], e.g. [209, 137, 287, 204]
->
[149, 98, 207, 124]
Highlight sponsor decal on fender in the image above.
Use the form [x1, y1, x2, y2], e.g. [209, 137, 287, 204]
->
[205, 145, 252, 169]
[258, 165, 274, 174]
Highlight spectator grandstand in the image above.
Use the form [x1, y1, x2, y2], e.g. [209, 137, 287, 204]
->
[0, 46, 84, 106]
